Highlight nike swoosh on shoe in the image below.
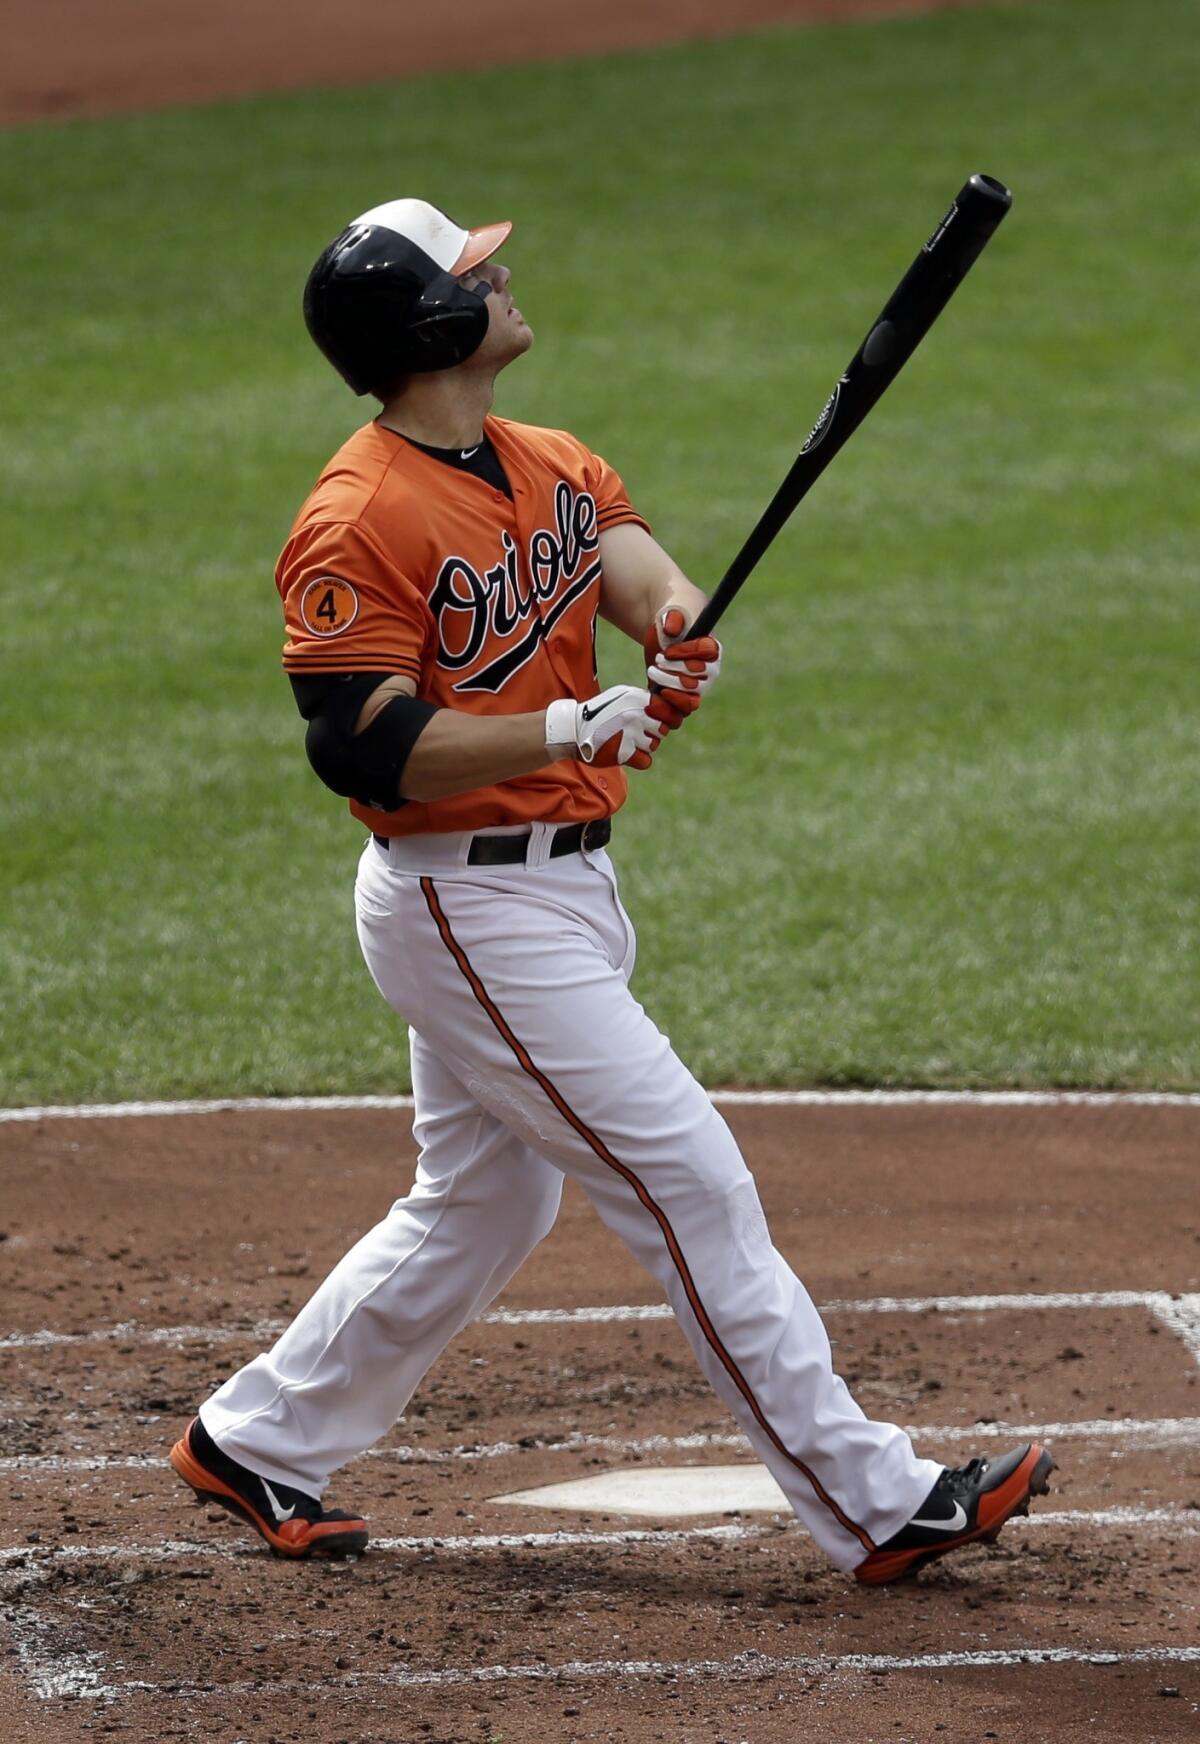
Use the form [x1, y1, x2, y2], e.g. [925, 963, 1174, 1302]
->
[909, 1500, 968, 1533]
[261, 1480, 297, 1523]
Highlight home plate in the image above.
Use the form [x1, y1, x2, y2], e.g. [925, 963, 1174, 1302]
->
[491, 1463, 789, 1518]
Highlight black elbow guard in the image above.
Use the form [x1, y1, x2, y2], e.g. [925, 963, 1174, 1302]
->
[295, 677, 438, 811]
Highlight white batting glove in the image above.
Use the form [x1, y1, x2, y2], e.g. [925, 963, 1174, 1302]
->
[544, 686, 665, 771]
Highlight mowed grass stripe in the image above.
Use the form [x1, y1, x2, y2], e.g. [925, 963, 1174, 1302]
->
[1, 0, 1196, 1099]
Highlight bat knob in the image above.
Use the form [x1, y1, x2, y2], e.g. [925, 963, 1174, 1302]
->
[966, 173, 1013, 213]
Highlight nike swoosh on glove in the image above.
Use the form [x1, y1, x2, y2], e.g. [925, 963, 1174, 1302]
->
[643, 605, 723, 730]
[544, 685, 666, 771]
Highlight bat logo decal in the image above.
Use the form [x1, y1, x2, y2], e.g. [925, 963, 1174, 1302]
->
[800, 377, 847, 455]
[923, 200, 959, 254]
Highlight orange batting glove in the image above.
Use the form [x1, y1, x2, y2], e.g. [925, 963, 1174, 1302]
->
[643, 605, 723, 730]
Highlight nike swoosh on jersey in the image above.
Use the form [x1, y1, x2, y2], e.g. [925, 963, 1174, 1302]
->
[910, 1500, 968, 1533]
[260, 1480, 296, 1523]
[460, 446, 480, 460]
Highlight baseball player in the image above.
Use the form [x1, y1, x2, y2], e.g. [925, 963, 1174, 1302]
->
[171, 199, 1053, 1583]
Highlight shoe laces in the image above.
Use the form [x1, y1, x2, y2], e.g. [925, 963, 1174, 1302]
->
[937, 1456, 988, 1498]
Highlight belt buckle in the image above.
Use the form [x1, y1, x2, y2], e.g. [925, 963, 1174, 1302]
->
[580, 819, 606, 853]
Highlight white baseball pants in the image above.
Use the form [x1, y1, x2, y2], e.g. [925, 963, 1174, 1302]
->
[202, 828, 940, 1571]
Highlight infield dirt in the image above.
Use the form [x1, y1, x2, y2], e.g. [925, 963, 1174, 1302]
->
[2, 1099, 1198, 1740]
[5, 0, 1004, 125]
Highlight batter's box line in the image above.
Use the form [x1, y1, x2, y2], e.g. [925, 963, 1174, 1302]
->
[8, 1596, 1200, 1705]
[4, 1289, 1199, 1363]
[119, 1642, 1200, 1697]
[2, 1507, 1197, 1572]
[3, 1416, 1199, 1475]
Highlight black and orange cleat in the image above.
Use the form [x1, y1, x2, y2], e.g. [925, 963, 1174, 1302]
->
[169, 1416, 368, 1559]
[854, 1442, 1055, 1586]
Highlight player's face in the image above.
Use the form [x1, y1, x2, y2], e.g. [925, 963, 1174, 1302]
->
[459, 258, 534, 369]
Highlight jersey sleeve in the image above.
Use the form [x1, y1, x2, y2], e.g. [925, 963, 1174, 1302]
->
[584, 450, 652, 537]
[277, 521, 434, 680]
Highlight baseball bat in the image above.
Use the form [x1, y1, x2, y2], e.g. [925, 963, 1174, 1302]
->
[686, 173, 1012, 641]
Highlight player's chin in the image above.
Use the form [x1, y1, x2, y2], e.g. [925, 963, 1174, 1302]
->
[497, 326, 534, 369]
[485, 325, 533, 375]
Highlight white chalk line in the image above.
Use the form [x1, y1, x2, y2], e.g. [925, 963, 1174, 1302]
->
[1151, 1294, 1200, 1365]
[143, 1643, 1200, 1698]
[0, 1522, 766, 1569]
[3, 1506, 1197, 1572]
[5, 1415, 1199, 1477]
[9, 1607, 1200, 1705]
[3, 1088, 1200, 1124]
[0, 1318, 283, 1351]
[7, 1606, 123, 1703]
[5, 1287, 1197, 1353]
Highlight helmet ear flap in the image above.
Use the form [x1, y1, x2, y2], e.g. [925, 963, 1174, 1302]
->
[408, 272, 491, 370]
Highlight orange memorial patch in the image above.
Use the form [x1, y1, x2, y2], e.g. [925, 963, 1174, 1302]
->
[300, 576, 360, 637]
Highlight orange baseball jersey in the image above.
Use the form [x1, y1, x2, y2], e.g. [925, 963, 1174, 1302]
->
[277, 416, 651, 837]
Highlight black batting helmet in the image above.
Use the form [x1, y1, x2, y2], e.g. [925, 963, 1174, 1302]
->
[303, 198, 513, 395]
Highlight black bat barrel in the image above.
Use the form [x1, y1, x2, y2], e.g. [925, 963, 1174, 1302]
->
[687, 174, 1012, 641]
[852, 173, 1012, 388]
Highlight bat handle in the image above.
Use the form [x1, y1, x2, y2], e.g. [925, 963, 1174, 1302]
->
[683, 598, 720, 641]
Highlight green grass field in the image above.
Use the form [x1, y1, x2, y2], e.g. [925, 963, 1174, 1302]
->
[2, 0, 1197, 1102]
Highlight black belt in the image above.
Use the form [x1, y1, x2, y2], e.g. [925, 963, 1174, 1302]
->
[373, 818, 611, 865]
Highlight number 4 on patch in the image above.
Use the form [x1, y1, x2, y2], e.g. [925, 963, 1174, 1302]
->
[300, 576, 360, 638]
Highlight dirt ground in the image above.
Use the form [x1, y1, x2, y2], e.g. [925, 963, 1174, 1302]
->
[2, 1098, 1198, 1741]
[4, 0, 1006, 126]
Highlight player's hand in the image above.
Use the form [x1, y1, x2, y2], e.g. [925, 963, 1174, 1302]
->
[643, 606, 723, 730]
[544, 686, 666, 772]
